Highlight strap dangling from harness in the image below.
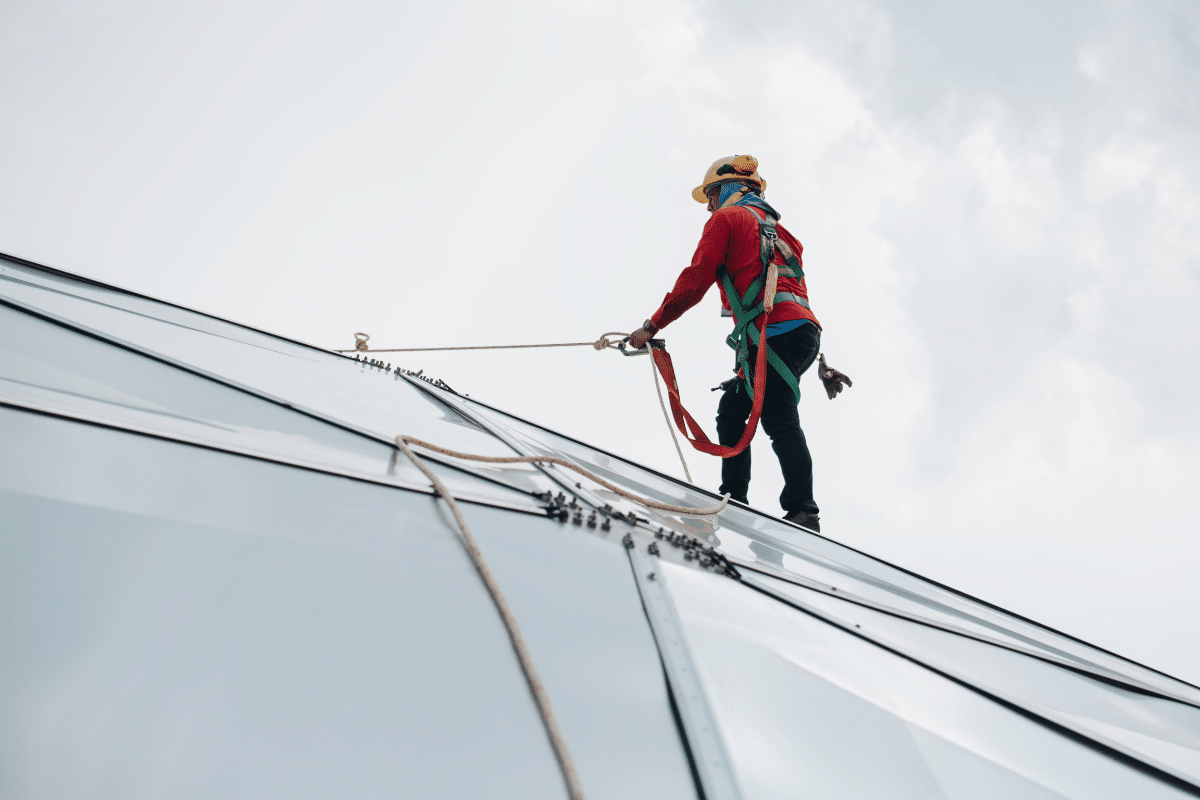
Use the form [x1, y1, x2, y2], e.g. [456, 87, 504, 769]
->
[650, 320, 771, 457]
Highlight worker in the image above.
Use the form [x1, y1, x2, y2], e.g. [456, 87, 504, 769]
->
[628, 155, 851, 532]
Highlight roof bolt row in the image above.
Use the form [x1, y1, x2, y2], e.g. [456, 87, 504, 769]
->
[652, 526, 739, 578]
[350, 355, 459, 395]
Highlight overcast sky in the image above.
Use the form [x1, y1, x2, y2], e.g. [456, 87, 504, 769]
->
[3, 0, 1199, 682]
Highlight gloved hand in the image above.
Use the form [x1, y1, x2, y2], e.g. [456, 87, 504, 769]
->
[627, 325, 655, 350]
[817, 354, 853, 399]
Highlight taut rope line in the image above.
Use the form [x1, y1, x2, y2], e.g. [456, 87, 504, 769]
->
[338, 332, 631, 354]
[350, 330, 699, 480]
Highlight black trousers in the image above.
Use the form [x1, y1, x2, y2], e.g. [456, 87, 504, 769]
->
[716, 323, 821, 515]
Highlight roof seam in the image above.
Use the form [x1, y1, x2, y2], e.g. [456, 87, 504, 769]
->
[0, 251, 334, 356]
[0, 294, 547, 499]
[733, 561, 1200, 709]
[739, 577, 1200, 797]
[462, 392, 1200, 692]
[0, 399, 547, 519]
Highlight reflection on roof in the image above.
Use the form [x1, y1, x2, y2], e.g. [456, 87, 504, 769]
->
[3, 251, 1199, 800]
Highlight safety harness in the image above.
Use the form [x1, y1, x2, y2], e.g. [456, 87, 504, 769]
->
[650, 204, 809, 458]
[721, 204, 806, 405]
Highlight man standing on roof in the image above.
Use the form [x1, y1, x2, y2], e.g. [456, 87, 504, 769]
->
[628, 155, 851, 532]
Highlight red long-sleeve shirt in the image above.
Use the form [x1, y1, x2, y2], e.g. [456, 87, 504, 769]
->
[648, 206, 819, 332]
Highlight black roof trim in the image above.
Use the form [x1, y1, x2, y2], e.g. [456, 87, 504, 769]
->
[7, 246, 1195, 694]
[0, 249, 334, 357]
[461, 394, 1200, 694]
[0, 400, 548, 520]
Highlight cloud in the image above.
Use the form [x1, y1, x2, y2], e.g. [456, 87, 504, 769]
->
[1, 0, 1198, 679]
[668, 0, 1200, 678]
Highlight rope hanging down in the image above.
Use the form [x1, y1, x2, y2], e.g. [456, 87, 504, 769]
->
[393, 435, 731, 799]
[347, 330, 698, 478]
[395, 437, 587, 800]
[647, 353, 693, 483]
[343, 325, 777, 470]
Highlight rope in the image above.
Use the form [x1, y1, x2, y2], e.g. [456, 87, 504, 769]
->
[337, 332, 631, 354]
[648, 354, 693, 483]
[397, 436, 729, 516]
[395, 437, 587, 800]
[352, 328, 698, 483]
[393, 434, 731, 799]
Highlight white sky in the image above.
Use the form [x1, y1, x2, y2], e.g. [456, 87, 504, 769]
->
[3, 0, 1199, 683]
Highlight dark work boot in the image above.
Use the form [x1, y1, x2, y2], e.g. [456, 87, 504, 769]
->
[783, 510, 820, 532]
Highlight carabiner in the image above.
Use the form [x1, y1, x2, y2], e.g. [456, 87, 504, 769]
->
[617, 337, 665, 357]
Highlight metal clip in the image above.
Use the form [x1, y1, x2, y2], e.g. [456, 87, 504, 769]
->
[617, 337, 666, 357]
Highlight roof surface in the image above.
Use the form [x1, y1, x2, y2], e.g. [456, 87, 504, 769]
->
[2, 252, 1199, 799]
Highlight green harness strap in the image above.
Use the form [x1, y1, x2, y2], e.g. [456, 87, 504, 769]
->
[719, 207, 808, 404]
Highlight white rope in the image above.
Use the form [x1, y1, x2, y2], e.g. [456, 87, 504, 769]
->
[393, 434, 730, 800]
[395, 437, 587, 800]
[350, 323, 708, 493]
[397, 436, 728, 516]
[338, 332, 631, 354]
[648, 353, 693, 483]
